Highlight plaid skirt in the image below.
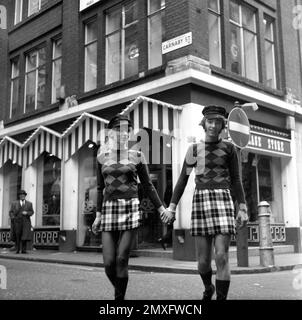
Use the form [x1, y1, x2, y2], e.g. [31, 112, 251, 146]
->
[191, 189, 235, 236]
[99, 198, 142, 231]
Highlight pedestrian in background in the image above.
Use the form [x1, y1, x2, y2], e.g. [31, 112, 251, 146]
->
[9, 190, 34, 254]
[162, 105, 248, 300]
[92, 114, 168, 300]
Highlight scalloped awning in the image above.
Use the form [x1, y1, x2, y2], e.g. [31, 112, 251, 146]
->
[0, 136, 23, 168]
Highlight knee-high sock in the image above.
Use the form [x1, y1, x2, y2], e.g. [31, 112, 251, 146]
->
[199, 269, 213, 290]
[115, 277, 128, 301]
[216, 279, 230, 300]
[105, 265, 116, 288]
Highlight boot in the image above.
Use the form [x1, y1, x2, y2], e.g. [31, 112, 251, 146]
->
[199, 270, 215, 301]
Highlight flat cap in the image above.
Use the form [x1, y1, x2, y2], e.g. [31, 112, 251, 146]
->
[107, 114, 133, 130]
[202, 105, 227, 119]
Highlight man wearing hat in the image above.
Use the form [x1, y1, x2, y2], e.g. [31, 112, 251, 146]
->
[9, 190, 34, 254]
[162, 105, 248, 300]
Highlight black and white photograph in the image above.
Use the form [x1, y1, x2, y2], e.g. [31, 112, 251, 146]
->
[0, 0, 302, 318]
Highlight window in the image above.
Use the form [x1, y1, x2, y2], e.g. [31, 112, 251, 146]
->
[105, 1, 139, 84]
[14, 0, 23, 24]
[263, 16, 276, 89]
[84, 19, 97, 92]
[208, 0, 221, 67]
[24, 47, 46, 112]
[229, 1, 259, 81]
[28, 0, 48, 17]
[52, 38, 62, 103]
[40, 154, 61, 226]
[10, 58, 20, 118]
[148, 0, 165, 69]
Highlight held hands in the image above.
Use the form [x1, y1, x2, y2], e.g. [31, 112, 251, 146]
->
[236, 203, 248, 229]
[92, 213, 102, 235]
[22, 211, 27, 215]
[160, 205, 176, 225]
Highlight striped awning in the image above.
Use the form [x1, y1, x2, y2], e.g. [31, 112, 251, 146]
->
[22, 126, 62, 167]
[120, 96, 183, 135]
[0, 136, 23, 168]
[62, 112, 108, 161]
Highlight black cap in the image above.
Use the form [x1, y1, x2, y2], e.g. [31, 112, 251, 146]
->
[18, 190, 27, 196]
[202, 105, 227, 119]
[107, 114, 133, 130]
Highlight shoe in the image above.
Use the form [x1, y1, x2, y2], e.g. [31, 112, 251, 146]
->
[21, 251, 27, 254]
[158, 238, 166, 250]
[202, 284, 215, 301]
[15, 251, 20, 254]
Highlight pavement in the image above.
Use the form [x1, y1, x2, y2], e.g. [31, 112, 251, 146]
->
[0, 246, 302, 275]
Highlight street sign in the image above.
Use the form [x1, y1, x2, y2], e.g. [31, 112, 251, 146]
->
[228, 107, 250, 148]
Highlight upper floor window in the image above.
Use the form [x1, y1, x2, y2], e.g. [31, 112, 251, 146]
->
[263, 16, 276, 89]
[229, 0, 259, 82]
[14, 0, 23, 25]
[208, 0, 221, 67]
[24, 47, 46, 112]
[28, 0, 48, 17]
[52, 38, 62, 103]
[10, 58, 20, 118]
[105, 1, 139, 85]
[148, 0, 165, 69]
[84, 19, 98, 92]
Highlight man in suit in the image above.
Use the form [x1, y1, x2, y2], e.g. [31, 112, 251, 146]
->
[9, 190, 34, 254]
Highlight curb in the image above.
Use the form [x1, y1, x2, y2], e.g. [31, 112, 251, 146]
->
[1, 254, 302, 275]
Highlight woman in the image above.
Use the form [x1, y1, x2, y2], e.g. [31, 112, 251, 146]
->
[163, 105, 248, 300]
[92, 114, 166, 300]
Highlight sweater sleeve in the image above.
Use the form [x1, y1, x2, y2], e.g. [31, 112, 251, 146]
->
[96, 161, 105, 212]
[136, 152, 163, 209]
[170, 145, 196, 205]
[228, 143, 246, 204]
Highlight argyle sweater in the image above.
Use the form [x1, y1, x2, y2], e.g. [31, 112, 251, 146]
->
[96, 149, 162, 211]
[170, 139, 246, 205]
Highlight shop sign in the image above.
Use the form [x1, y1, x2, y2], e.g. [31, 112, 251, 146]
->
[33, 229, 59, 246]
[79, 0, 101, 11]
[0, 230, 11, 244]
[162, 32, 192, 54]
[248, 131, 291, 156]
[232, 223, 286, 243]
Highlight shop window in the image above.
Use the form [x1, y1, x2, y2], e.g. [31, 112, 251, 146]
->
[263, 16, 277, 89]
[148, 0, 165, 69]
[24, 47, 46, 112]
[1, 161, 22, 227]
[84, 19, 98, 92]
[241, 152, 283, 223]
[105, 0, 139, 84]
[38, 154, 61, 227]
[229, 0, 259, 81]
[208, 0, 221, 67]
[14, 0, 23, 24]
[51, 38, 62, 103]
[28, 0, 48, 17]
[10, 58, 20, 118]
[78, 143, 101, 247]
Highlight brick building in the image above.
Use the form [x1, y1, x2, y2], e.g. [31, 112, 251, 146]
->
[0, 0, 301, 260]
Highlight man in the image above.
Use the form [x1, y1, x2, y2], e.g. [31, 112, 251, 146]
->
[162, 105, 248, 300]
[9, 190, 34, 254]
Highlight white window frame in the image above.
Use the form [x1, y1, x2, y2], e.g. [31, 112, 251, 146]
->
[147, 0, 166, 69]
[229, 1, 259, 81]
[10, 59, 20, 118]
[24, 48, 46, 112]
[84, 19, 98, 92]
[264, 16, 276, 89]
[208, 0, 222, 67]
[28, 0, 41, 17]
[14, 0, 23, 25]
[105, 1, 139, 84]
[52, 38, 62, 103]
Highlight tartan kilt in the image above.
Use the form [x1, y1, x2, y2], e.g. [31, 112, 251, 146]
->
[99, 198, 142, 231]
[191, 189, 235, 236]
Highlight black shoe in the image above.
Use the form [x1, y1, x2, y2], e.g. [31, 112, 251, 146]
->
[158, 238, 166, 250]
[21, 251, 27, 254]
[15, 250, 20, 254]
[202, 284, 215, 301]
